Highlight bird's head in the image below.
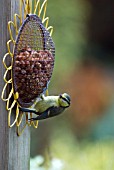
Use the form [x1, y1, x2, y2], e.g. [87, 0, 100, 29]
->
[58, 93, 71, 108]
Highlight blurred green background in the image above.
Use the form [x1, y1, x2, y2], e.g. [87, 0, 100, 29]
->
[30, 0, 114, 169]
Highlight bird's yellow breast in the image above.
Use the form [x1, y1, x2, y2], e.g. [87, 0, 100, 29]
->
[34, 96, 59, 113]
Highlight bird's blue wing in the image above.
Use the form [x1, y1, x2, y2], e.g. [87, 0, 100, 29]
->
[29, 106, 65, 120]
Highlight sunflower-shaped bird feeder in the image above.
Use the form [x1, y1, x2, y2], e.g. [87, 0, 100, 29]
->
[1, 0, 55, 135]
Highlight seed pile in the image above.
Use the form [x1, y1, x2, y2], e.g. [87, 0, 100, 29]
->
[13, 48, 54, 107]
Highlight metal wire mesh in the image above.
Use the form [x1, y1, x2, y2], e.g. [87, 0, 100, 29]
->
[13, 14, 55, 107]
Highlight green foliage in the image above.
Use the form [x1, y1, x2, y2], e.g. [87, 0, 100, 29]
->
[31, 125, 114, 170]
[31, 138, 114, 170]
[51, 136, 114, 170]
[47, 0, 89, 78]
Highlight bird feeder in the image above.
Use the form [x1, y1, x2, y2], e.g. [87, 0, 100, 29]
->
[1, 0, 55, 135]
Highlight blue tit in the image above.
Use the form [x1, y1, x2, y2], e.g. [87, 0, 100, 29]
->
[19, 93, 71, 120]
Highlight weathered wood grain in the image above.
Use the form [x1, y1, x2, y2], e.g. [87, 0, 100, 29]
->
[0, 0, 30, 169]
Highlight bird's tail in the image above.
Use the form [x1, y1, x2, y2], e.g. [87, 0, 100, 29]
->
[29, 111, 49, 121]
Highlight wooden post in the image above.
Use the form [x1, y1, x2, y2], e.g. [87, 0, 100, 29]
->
[0, 0, 30, 169]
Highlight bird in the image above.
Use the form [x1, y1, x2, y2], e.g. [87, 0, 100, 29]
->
[19, 93, 71, 121]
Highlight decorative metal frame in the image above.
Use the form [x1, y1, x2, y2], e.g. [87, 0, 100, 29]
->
[1, 0, 53, 136]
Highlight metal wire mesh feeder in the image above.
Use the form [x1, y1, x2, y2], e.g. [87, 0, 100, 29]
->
[13, 14, 55, 107]
[1, 0, 55, 135]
